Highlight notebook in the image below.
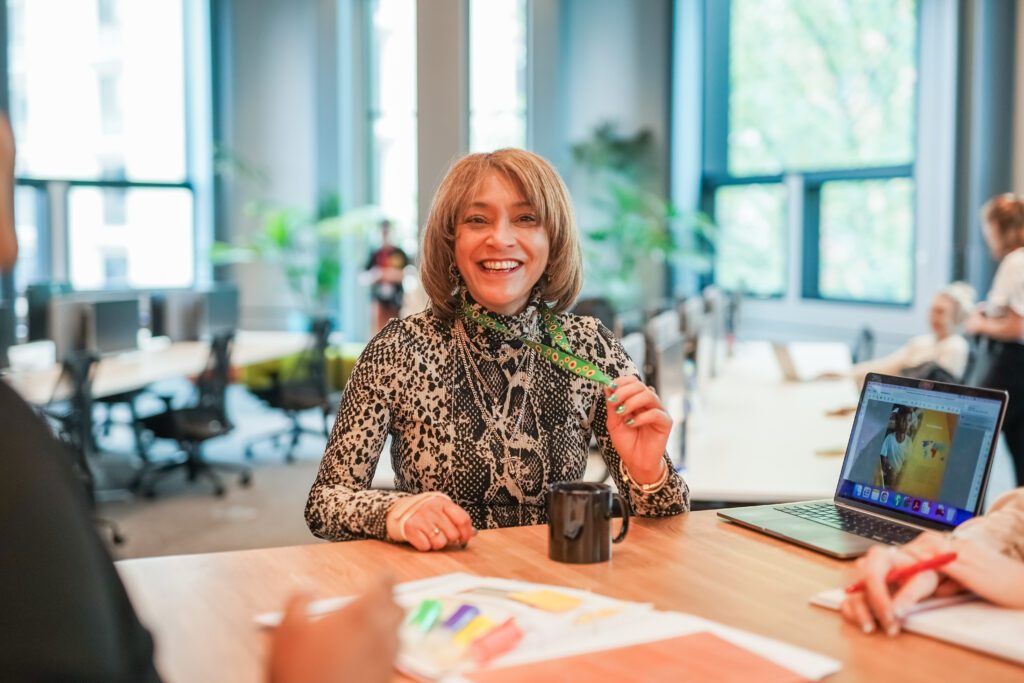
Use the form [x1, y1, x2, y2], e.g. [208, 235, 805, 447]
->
[811, 588, 1024, 665]
[718, 373, 1008, 558]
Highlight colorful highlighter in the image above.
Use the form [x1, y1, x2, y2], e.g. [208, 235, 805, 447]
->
[442, 604, 480, 632]
[407, 599, 443, 632]
[452, 615, 496, 647]
[469, 618, 523, 664]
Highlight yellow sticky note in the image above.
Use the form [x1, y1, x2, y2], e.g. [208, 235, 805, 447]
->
[507, 590, 583, 613]
[573, 607, 621, 625]
[452, 615, 497, 647]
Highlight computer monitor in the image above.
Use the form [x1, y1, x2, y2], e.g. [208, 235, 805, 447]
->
[203, 287, 239, 337]
[88, 298, 140, 355]
[49, 298, 90, 362]
[26, 282, 73, 342]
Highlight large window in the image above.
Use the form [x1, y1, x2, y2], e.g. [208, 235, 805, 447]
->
[367, 0, 417, 252]
[469, 0, 528, 152]
[704, 0, 918, 304]
[8, 0, 194, 290]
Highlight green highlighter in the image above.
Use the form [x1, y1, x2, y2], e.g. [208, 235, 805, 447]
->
[407, 599, 444, 633]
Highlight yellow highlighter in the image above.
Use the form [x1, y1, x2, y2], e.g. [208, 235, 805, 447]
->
[452, 615, 497, 647]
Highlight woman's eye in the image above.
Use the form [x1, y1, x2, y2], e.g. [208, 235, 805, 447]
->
[516, 214, 538, 224]
[464, 215, 487, 225]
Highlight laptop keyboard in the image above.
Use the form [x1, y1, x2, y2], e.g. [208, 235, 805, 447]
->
[775, 502, 923, 545]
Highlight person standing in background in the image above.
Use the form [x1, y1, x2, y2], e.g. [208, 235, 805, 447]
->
[365, 219, 410, 334]
[0, 113, 16, 270]
[966, 193, 1024, 485]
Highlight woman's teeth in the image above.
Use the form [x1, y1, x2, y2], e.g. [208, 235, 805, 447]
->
[481, 260, 521, 272]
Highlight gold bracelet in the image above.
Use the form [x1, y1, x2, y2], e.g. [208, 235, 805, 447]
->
[623, 460, 670, 494]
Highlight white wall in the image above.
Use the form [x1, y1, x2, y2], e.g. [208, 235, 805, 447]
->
[1015, 0, 1024, 194]
[220, 0, 320, 330]
[558, 0, 673, 304]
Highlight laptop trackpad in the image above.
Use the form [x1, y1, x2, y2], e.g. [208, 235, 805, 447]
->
[720, 506, 880, 558]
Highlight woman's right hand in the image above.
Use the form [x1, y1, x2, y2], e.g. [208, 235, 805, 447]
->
[840, 531, 1024, 635]
[386, 493, 476, 551]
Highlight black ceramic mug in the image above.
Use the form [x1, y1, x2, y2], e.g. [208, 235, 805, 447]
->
[547, 481, 630, 564]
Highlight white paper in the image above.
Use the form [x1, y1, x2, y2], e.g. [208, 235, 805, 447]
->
[257, 573, 840, 681]
[811, 587, 1024, 665]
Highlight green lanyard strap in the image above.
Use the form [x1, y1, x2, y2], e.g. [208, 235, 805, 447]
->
[461, 301, 615, 387]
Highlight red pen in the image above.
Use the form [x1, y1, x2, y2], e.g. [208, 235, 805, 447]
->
[845, 552, 958, 594]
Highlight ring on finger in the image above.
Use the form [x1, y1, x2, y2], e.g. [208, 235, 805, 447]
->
[432, 527, 442, 536]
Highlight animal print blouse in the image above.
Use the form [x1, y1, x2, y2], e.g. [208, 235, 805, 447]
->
[305, 297, 690, 542]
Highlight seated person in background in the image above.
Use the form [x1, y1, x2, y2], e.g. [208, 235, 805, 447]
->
[843, 282, 975, 387]
[306, 148, 689, 551]
[840, 487, 1024, 636]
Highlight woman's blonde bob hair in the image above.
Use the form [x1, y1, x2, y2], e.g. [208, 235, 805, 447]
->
[420, 148, 583, 322]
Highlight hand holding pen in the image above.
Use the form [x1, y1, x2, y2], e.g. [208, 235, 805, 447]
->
[840, 531, 1024, 637]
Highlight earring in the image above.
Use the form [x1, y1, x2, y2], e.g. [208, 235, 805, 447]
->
[448, 263, 461, 284]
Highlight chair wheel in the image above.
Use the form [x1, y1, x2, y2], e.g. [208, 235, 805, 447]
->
[239, 472, 252, 487]
[214, 485, 226, 497]
[143, 488, 157, 500]
[111, 532, 126, 545]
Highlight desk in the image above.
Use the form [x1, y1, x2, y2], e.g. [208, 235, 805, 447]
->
[116, 511, 1021, 682]
[2, 330, 310, 404]
[684, 341, 859, 503]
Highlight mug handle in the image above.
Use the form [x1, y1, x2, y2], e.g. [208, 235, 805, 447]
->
[611, 492, 630, 543]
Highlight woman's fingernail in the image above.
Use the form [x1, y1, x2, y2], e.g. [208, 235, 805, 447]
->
[893, 606, 907, 620]
[610, 383, 618, 390]
[607, 394, 619, 403]
[887, 624, 899, 637]
[615, 405, 626, 414]
[862, 623, 874, 634]
[626, 418, 636, 426]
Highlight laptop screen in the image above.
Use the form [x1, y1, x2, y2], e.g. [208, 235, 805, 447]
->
[836, 374, 1006, 528]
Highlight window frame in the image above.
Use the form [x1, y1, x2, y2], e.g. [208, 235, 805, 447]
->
[699, 0, 921, 308]
[5, 0, 210, 294]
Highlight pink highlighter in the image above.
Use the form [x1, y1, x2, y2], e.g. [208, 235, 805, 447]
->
[468, 618, 524, 665]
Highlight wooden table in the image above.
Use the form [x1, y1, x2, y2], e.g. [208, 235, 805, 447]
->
[115, 511, 1022, 682]
[684, 341, 860, 503]
[2, 330, 310, 404]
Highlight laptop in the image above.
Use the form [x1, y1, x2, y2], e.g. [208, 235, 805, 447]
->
[772, 341, 852, 382]
[718, 372, 1008, 558]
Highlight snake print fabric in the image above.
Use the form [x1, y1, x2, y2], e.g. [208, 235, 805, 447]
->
[305, 298, 689, 541]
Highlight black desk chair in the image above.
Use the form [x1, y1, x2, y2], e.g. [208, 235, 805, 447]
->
[245, 318, 334, 463]
[138, 332, 251, 497]
[42, 351, 125, 544]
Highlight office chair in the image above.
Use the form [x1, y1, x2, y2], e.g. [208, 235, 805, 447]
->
[644, 310, 688, 468]
[95, 389, 152, 464]
[137, 332, 251, 497]
[245, 317, 334, 463]
[42, 351, 126, 545]
[851, 325, 876, 364]
[572, 297, 620, 336]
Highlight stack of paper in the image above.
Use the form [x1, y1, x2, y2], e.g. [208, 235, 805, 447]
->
[258, 573, 840, 681]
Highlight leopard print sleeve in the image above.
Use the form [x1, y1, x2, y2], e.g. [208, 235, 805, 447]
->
[305, 320, 413, 541]
[587, 319, 690, 517]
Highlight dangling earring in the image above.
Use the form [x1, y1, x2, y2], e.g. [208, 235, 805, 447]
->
[448, 262, 462, 284]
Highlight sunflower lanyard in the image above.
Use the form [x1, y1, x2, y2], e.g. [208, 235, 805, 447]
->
[460, 301, 615, 387]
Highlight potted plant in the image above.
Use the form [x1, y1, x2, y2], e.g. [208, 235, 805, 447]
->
[571, 123, 715, 312]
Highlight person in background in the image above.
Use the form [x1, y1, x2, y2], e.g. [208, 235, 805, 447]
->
[840, 487, 1024, 636]
[307, 148, 689, 551]
[966, 193, 1024, 485]
[829, 282, 975, 388]
[365, 219, 410, 334]
[0, 111, 402, 683]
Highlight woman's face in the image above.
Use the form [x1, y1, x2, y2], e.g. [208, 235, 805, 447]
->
[454, 171, 550, 316]
[929, 294, 956, 337]
[983, 220, 1007, 259]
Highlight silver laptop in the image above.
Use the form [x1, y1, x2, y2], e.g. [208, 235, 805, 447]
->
[718, 373, 1008, 558]
[772, 341, 851, 382]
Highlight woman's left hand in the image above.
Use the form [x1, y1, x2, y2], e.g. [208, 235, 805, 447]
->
[604, 375, 672, 485]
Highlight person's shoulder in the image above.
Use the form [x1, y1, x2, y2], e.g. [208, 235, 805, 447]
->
[557, 311, 610, 340]
[999, 248, 1024, 274]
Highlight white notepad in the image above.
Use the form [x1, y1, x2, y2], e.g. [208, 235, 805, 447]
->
[811, 588, 1024, 665]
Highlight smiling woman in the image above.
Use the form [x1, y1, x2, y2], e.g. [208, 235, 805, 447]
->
[305, 149, 690, 551]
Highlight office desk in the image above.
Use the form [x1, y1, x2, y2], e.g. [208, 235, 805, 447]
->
[2, 330, 310, 405]
[115, 511, 1021, 683]
[684, 341, 859, 503]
